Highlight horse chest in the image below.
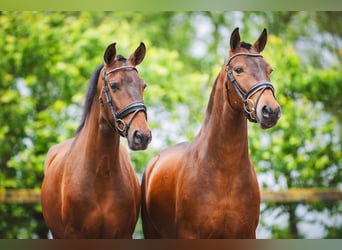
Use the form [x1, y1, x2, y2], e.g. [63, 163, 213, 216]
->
[60, 160, 139, 233]
[176, 172, 260, 238]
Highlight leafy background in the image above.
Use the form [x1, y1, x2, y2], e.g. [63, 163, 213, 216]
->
[0, 11, 341, 238]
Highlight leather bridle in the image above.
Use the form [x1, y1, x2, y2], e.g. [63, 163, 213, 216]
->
[99, 65, 147, 137]
[225, 53, 275, 123]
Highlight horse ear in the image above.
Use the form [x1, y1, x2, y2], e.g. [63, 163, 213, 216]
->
[128, 42, 146, 66]
[104, 42, 117, 65]
[230, 27, 241, 52]
[253, 28, 267, 53]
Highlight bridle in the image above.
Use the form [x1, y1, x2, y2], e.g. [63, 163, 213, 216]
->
[225, 52, 275, 123]
[99, 65, 147, 137]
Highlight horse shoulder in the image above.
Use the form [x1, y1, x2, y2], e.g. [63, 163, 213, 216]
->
[143, 142, 192, 236]
[146, 142, 190, 187]
[44, 138, 75, 174]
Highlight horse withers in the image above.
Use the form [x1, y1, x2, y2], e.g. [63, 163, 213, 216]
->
[141, 28, 281, 238]
[41, 42, 151, 238]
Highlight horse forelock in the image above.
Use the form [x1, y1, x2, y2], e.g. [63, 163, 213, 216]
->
[116, 54, 127, 62]
[240, 41, 252, 51]
[75, 64, 103, 135]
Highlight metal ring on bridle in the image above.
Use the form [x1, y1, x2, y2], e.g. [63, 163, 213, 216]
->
[115, 119, 127, 134]
[225, 53, 275, 123]
[244, 98, 255, 114]
[99, 65, 147, 137]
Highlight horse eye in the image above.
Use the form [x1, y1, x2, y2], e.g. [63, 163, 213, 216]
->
[110, 82, 120, 92]
[234, 67, 244, 74]
[143, 83, 147, 90]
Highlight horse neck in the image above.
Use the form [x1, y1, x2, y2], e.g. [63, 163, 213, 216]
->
[76, 84, 121, 167]
[195, 64, 249, 165]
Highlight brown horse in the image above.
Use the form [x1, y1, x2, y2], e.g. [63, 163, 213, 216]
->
[141, 28, 281, 238]
[41, 42, 152, 238]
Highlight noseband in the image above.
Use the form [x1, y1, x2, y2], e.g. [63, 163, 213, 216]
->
[225, 53, 275, 123]
[99, 65, 147, 137]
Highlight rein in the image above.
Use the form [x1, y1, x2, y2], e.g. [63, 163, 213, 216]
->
[225, 53, 275, 123]
[99, 65, 147, 137]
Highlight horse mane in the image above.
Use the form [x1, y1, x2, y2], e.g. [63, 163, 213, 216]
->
[203, 74, 219, 124]
[75, 64, 103, 134]
[116, 55, 127, 62]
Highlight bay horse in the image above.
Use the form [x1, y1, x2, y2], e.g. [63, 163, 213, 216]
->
[141, 28, 281, 238]
[41, 42, 152, 238]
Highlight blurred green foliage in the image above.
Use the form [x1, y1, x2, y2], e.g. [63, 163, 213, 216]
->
[0, 11, 341, 238]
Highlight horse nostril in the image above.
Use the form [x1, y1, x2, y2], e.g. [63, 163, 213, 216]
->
[133, 130, 152, 146]
[133, 131, 143, 145]
[262, 105, 273, 118]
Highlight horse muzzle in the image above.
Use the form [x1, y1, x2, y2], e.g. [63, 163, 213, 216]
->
[257, 104, 281, 129]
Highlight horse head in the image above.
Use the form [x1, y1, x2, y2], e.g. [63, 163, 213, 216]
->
[101, 42, 152, 150]
[227, 27, 281, 129]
